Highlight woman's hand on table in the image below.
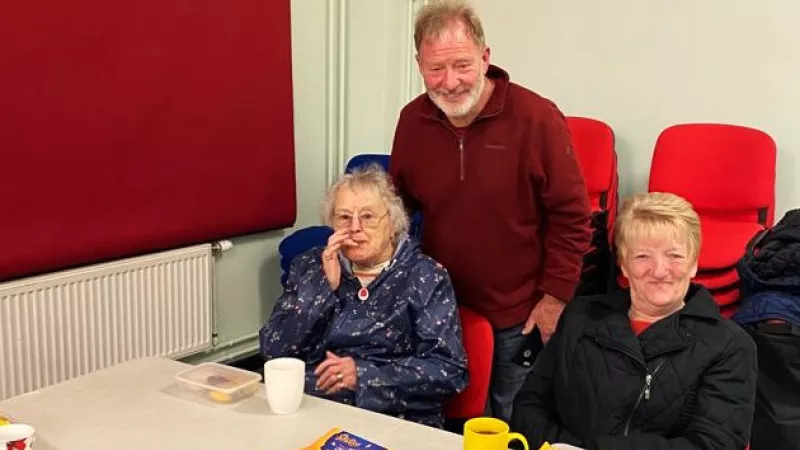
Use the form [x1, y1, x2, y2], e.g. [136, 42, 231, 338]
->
[314, 351, 358, 395]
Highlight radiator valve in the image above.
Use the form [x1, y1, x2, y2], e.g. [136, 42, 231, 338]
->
[211, 240, 234, 255]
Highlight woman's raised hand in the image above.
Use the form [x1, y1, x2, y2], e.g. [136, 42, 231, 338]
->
[321, 229, 357, 290]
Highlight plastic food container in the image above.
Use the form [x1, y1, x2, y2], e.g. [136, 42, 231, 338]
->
[175, 362, 261, 405]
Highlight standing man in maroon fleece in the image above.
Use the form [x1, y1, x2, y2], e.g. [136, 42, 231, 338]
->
[390, 0, 591, 423]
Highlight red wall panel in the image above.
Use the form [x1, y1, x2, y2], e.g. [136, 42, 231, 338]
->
[0, 0, 296, 281]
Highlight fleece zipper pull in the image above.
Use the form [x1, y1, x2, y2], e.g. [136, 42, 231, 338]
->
[458, 137, 465, 181]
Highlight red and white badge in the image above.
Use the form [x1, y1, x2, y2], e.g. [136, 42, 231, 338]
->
[357, 287, 369, 301]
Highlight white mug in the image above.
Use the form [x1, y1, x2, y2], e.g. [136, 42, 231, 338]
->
[0, 423, 36, 449]
[263, 357, 305, 414]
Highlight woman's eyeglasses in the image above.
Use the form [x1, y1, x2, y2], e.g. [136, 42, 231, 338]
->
[333, 211, 388, 229]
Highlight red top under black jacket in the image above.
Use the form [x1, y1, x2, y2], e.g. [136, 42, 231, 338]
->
[390, 65, 591, 329]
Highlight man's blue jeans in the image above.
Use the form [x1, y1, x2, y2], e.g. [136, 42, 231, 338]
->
[485, 323, 535, 423]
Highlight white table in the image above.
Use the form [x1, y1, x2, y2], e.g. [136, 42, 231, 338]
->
[0, 357, 463, 450]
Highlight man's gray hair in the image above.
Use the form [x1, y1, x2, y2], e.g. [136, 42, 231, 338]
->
[321, 164, 410, 240]
[414, 0, 486, 51]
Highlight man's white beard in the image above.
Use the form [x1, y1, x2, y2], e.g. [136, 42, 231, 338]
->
[428, 74, 485, 119]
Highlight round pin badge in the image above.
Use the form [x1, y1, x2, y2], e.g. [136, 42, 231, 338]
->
[358, 287, 369, 301]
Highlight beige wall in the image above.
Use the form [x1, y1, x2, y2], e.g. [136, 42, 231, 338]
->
[472, 0, 799, 217]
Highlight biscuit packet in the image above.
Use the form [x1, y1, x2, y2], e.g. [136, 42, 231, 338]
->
[301, 427, 390, 450]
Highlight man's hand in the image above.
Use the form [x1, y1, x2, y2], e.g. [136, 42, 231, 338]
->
[522, 293, 566, 343]
[314, 351, 357, 395]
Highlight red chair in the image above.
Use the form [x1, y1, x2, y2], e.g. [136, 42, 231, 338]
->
[692, 267, 739, 290]
[648, 123, 776, 312]
[649, 123, 776, 250]
[445, 306, 493, 420]
[567, 116, 618, 296]
[568, 116, 618, 226]
[710, 285, 740, 306]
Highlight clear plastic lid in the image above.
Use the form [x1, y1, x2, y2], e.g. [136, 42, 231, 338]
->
[175, 362, 261, 394]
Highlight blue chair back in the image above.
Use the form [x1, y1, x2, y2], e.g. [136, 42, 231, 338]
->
[345, 154, 390, 173]
[277, 225, 333, 286]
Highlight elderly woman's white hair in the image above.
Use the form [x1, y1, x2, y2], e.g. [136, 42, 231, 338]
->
[321, 164, 410, 241]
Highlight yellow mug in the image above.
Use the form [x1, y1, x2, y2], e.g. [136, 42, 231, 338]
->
[463, 417, 529, 450]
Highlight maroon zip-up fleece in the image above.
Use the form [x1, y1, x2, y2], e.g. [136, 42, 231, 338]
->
[390, 65, 591, 329]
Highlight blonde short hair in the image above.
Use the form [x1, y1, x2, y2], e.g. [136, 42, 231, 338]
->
[321, 164, 410, 241]
[414, 0, 485, 51]
[614, 192, 701, 263]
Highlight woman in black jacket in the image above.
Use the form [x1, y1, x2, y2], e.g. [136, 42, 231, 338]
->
[511, 192, 757, 450]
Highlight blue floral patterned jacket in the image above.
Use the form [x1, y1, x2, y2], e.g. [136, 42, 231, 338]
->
[259, 236, 468, 427]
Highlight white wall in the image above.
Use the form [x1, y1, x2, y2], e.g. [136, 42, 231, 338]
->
[341, 0, 425, 163]
[471, 0, 799, 218]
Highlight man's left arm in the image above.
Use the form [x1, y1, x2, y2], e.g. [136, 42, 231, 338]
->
[536, 106, 591, 302]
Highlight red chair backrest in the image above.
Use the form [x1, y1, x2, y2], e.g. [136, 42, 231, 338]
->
[649, 123, 776, 226]
[567, 116, 616, 213]
[567, 117, 619, 295]
[445, 306, 493, 419]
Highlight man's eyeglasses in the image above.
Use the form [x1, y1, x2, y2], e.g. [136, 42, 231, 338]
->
[333, 211, 388, 229]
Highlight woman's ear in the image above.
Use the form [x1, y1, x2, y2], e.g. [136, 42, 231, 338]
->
[618, 254, 629, 278]
[688, 261, 698, 279]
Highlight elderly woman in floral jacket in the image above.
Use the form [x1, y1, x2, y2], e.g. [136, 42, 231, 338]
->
[259, 165, 468, 428]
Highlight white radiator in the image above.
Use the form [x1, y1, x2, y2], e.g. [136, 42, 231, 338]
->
[0, 244, 213, 400]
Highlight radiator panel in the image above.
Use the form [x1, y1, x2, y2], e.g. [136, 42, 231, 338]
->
[0, 245, 213, 400]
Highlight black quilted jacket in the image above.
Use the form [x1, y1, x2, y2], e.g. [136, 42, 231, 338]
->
[511, 284, 757, 450]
